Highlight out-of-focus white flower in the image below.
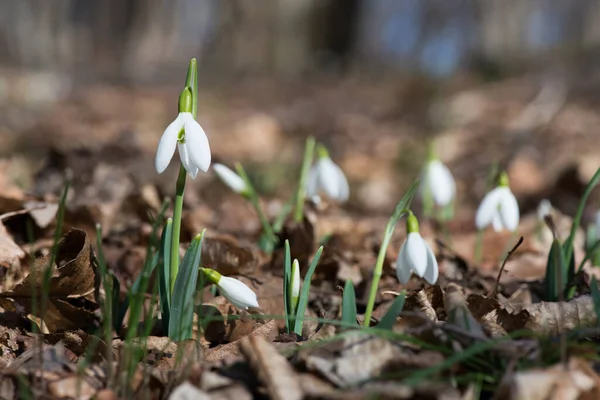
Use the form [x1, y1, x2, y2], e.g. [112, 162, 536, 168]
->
[306, 147, 349, 203]
[202, 268, 259, 310]
[395, 213, 438, 285]
[155, 108, 211, 179]
[289, 259, 301, 312]
[475, 173, 519, 232]
[213, 163, 247, 195]
[537, 199, 552, 221]
[421, 159, 455, 207]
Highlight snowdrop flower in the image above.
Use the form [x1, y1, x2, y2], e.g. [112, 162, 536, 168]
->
[213, 163, 248, 195]
[155, 88, 211, 179]
[201, 268, 259, 310]
[395, 212, 438, 285]
[289, 259, 301, 312]
[421, 159, 455, 207]
[475, 172, 519, 232]
[306, 145, 349, 203]
[537, 199, 552, 221]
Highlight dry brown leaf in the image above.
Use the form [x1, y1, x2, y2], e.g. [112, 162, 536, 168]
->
[524, 296, 597, 335]
[240, 335, 303, 400]
[201, 233, 263, 276]
[495, 358, 600, 400]
[0, 220, 24, 268]
[0, 229, 98, 332]
[205, 319, 278, 362]
[169, 382, 210, 400]
[445, 283, 486, 339]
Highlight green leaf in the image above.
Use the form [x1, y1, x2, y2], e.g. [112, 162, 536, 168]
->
[158, 219, 173, 331]
[283, 240, 292, 333]
[378, 291, 406, 330]
[168, 231, 205, 341]
[544, 239, 563, 302]
[591, 277, 600, 327]
[293, 246, 323, 335]
[563, 167, 600, 265]
[341, 280, 358, 328]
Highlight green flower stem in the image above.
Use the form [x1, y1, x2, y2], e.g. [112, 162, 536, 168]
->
[235, 163, 276, 253]
[170, 164, 186, 294]
[362, 179, 418, 327]
[294, 136, 316, 223]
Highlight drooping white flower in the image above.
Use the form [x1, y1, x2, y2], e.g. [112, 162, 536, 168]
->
[217, 276, 259, 310]
[421, 159, 455, 207]
[395, 213, 438, 285]
[537, 199, 552, 221]
[306, 146, 349, 203]
[202, 268, 259, 310]
[213, 163, 247, 195]
[475, 173, 519, 232]
[155, 111, 211, 179]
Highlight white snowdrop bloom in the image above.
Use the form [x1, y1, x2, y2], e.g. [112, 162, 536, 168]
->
[395, 213, 438, 285]
[537, 199, 552, 221]
[155, 111, 211, 179]
[213, 163, 247, 195]
[217, 276, 259, 310]
[475, 174, 519, 232]
[306, 151, 349, 203]
[421, 159, 455, 207]
[289, 259, 301, 310]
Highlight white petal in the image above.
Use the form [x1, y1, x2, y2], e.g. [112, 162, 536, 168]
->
[427, 160, 455, 206]
[499, 189, 519, 231]
[305, 165, 319, 198]
[475, 187, 504, 230]
[218, 276, 259, 310]
[317, 158, 349, 203]
[178, 142, 199, 179]
[214, 163, 246, 194]
[491, 212, 503, 232]
[423, 243, 439, 284]
[182, 114, 211, 173]
[395, 240, 413, 284]
[405, 232, 428, 277]
[154, 114, 183, 174]
[537, 199, 551, 221]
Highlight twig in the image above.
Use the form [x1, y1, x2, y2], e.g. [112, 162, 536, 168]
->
[488, 236, 524, 298]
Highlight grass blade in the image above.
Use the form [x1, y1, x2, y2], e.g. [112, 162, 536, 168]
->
[341, 280, 358, 328]
[283, 240, 292, 332]
[377, 291, 406, 330]
[158, 219, 173, 331]
[544, 239, 562, 302]
[168, 230, 205, 341]
[293, 246, 323, 335]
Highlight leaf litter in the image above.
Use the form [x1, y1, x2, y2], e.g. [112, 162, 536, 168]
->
[1, 77, 600, 399]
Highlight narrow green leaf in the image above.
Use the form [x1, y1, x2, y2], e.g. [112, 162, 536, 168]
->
[283, 240, 292, 333]
[591, 277, 600, 327]
[378, 292, 406, 330]
[158, 219, 173, 330]
[341, 280, 358, 328]
[544, 239, 562, 301]
[564, 167, 600, 265]
[293, 246, 323, 335]
[169, 230, 205, 341]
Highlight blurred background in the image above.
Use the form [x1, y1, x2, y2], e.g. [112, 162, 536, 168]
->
[1, 0, 600, 228]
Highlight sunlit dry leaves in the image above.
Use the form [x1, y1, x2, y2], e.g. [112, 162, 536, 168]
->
[0, 229, 98, 332]
[495, 358, 600, 400]
[467, 294, 530, 334]
[524, 296, 597, 336]
[404, 285, 444, 323]
[170, 382, 210, 400]
[23, 200, 59, 229]
[240, 335, 303, 400]
[46, 330, 113, 362]
[445, 283, 486, 340]
[201, 233, 263, 276]
[301, 331, 444, 388]
[0, 220, 24, 270]
[205, 319, 278, 363]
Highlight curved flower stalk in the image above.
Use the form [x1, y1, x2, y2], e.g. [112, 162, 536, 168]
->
[395, 212, 438, 285]
[213, 163, 248, 196]
[202, 268, 259, 310]
[475, 172, 519, 232]
[306, 144, 349, 203]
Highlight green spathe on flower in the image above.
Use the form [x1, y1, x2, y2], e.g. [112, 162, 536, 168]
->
[475, 172, 519, 232]
[395, 212, 438, 285]
[213, 163, 248, 196]
[201, 267, 259, 310]
[155, 86, 211, 179]
[306, 144, 349, 203]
